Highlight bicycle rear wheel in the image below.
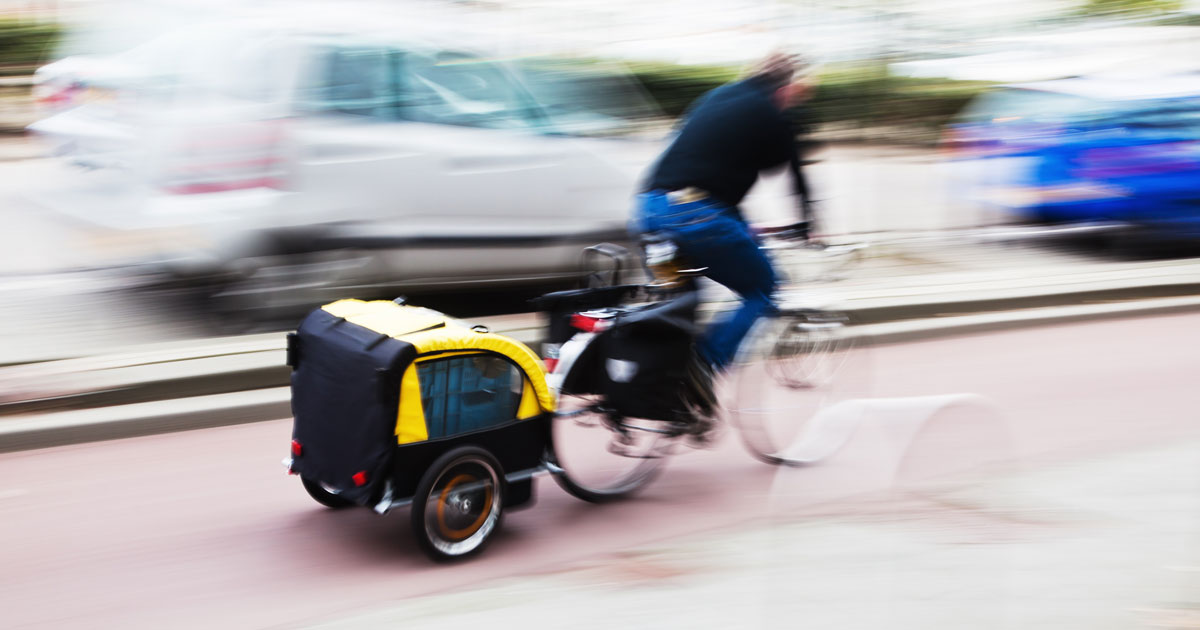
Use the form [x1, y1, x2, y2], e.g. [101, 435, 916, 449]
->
[729, 310, 870, 466]
[548, 386, 668, 504]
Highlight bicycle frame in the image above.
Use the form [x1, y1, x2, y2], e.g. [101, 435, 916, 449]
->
[538, 226, 859, 441]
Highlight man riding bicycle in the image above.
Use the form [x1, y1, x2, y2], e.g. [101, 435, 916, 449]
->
[634, 51, 817, 374]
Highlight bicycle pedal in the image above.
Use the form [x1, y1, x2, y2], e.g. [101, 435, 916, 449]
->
[606, 430, 637, 456]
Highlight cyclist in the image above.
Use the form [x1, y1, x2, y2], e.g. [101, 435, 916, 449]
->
[633, 51, 816, 375]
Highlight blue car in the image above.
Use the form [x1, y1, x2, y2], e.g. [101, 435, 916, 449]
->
[944, 76, 1200, 241]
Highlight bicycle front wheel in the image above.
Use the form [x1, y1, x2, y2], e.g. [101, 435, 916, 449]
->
[729, 310, 870, 466]
[548, 386, 668, 503]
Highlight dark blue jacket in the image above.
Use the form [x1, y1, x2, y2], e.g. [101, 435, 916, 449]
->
[644, 76, 807, 211]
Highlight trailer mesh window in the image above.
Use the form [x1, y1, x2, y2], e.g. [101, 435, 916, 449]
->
[418, 355, 523, 439]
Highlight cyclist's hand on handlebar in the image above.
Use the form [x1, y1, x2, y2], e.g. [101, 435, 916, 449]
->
[752, 220, 810, 241]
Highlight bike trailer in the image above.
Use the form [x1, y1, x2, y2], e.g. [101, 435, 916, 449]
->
[285, 298, 556, 559]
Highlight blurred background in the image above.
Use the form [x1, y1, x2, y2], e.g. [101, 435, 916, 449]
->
[2, 0, 1200, 343]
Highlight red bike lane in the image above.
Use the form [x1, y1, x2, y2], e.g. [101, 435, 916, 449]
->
[0, 311, 1196, 628]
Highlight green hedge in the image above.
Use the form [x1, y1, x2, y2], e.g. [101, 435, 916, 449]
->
[808, 64, 990, 128]
[623, 60, 990, 130]
[0, 19, 62, 74]
[623, 61, 740, 118]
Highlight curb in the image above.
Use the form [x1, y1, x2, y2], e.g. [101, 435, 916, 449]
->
[0, 388, 291, 454]
[4, 271, 1196, 416]
[846, 281, 1200, 326]
[854, 293, 1200, 346]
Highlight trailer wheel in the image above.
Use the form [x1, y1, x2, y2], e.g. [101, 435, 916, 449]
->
[411, 446, 505, 561]
[301, 477, 354, 509]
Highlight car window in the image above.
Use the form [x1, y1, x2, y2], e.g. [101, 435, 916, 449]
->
[514, 57, 663, 136]
[298, 47, 397, 119]
[397, 52, 539, 129]
[958, 88, 1110, 127]
[418, 355, 523, 439]
[1117, 98, 1200, 138]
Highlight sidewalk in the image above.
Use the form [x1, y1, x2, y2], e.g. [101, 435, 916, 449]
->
[306, 438, 1200, 630]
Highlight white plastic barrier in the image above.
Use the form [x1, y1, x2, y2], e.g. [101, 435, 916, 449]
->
[768, 394, 1013, 501]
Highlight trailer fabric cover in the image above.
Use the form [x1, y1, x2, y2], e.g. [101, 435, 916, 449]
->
[289, 307, 416, 505]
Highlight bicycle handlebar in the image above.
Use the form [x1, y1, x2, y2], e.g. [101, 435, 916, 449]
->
[752, 220, 810, 241]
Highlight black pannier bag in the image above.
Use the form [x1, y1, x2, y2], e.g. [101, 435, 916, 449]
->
[531, 284, 641, 398]
[596, 292, 699, 421]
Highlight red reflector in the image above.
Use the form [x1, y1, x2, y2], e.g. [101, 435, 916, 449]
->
[352, 471, 368, 487]
[570, 313, 611, 333]
[543, 358, 559, 372]
[291, 440, 302, 456]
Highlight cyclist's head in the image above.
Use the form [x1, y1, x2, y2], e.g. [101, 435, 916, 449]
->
[747, 51, 815, 110]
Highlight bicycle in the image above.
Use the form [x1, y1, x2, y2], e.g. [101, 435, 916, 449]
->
[533, 222, 870, 503]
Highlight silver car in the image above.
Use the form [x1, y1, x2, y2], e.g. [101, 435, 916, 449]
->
[28, 20, 661, 312]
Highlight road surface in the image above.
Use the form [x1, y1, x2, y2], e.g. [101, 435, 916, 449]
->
[1, 311, 1196, 628]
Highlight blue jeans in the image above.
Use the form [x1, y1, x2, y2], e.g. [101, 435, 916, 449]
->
[633, 190, 777, 371]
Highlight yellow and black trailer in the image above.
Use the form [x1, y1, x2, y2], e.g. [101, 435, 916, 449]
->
[285, 298, 555, 560]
